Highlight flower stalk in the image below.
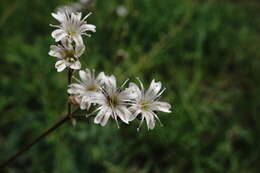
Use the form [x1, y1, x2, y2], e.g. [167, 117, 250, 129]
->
[68, 68, 73, 119]
[0, 109, 80, 170]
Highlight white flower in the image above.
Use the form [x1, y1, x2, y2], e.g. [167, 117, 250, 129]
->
[80, 0, 92, 4]
[128, 79, 171, 130]
[67, 68, 107, 110]
[49, 39, 85, 72]
[56, 3, 83, 13]
[50, 10, 96, 45]
[91, 76, 133, 127]
[116, 5, 128, 17]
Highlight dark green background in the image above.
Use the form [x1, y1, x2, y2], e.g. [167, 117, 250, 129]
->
[0, 0, 260, 172]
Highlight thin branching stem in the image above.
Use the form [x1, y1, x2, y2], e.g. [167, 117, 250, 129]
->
[0, 109, 80, 170]
[68, 68, 73, 118]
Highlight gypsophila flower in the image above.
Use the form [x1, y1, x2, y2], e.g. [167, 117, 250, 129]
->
[49, 39, 85, 72]
[128, 79, 171, 130]
[56, 0, 94, 13]
[56, 3, 82, 13]
[116, 5, 128, 17]
[68, 68, 107, 110]
[90, 75, 134, 127]
[80, 0, 92, 3]
[50, 10, 96, 45]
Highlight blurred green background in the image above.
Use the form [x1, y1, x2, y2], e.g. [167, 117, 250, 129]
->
[0, 0, 260, 172]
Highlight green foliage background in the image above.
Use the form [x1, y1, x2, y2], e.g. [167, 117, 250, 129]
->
[0, 0, 260, 172]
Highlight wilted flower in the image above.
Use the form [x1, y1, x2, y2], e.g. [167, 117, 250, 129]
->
[49, 39, 85, 72]
[129, 79, 171, 130]
[91, 75, 133, 127]
[68, 68, 107, 109]
[50, 10, 96, 45]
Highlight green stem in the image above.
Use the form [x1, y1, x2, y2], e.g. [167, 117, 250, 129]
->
[68, 68, 73, 118]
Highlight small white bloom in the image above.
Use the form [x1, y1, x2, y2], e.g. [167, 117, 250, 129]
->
[56, 3, 83, 13]
[116, 5, 128, 17]
[129, 79, 171, 130]
[50, 10, 96, 45]
[80, 0, 92, 4]
[68, 68, 107, 110]
[49, 39, 85, 72]
[91, 76, 133, 127]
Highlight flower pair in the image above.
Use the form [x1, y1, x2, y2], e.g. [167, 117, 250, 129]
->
[49, 10, 96, 72]
[68, 69, 171, 130]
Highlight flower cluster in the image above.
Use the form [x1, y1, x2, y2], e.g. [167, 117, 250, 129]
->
[49, 10, 171, 130]
[68, 69, 171, 130]
[49, 10, 95, 72]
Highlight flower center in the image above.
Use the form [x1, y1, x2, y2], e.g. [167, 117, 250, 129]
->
[65, 22, 78, 36]
[68, 30, 76, 36]
[67, 57, 76, 63]
[65, 50, 77, 62]
[87, 85, 97, 91]
[108, 95, 118, 108]
[140, 101, 150, 111]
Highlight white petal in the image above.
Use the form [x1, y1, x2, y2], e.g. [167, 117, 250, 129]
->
[145, 79, 162, 100]
[72, 12, 82, 21]
[80, 95, 95, 110]
[90, 92, 106, 105]
[61, 38, 73, 51]
[148, 79, 162, 95]
[96, 72, 107, 86]
[94, 107, 111, 126]
[55, 60, 67, 72]
[70, 61, 81, 70]
[144, 111, 155, 130]
[128, 107, 141, 121]
[72, 35, 83, 46]
[80, 24, 96, 32]
[49, 45, 64, 58]
[80, 0, 89, 3]
[80, 99, 89, 110]
[67, 84, 85, 94]
[51, 29, 67, 42]
[75, 44, 85, 57]
[151, 101, 171, 113]
[118, 91, 131, 102]
[148, 115, 155, 130]
[79, 69, 91, 83]
[125, 82, 142, 100]
[94, 113, 103, 125]
[51, 12, 66, 23]
[100, 110, 111, 126]
[115, 106, 130, 124]
[106, 75, 117, 89]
